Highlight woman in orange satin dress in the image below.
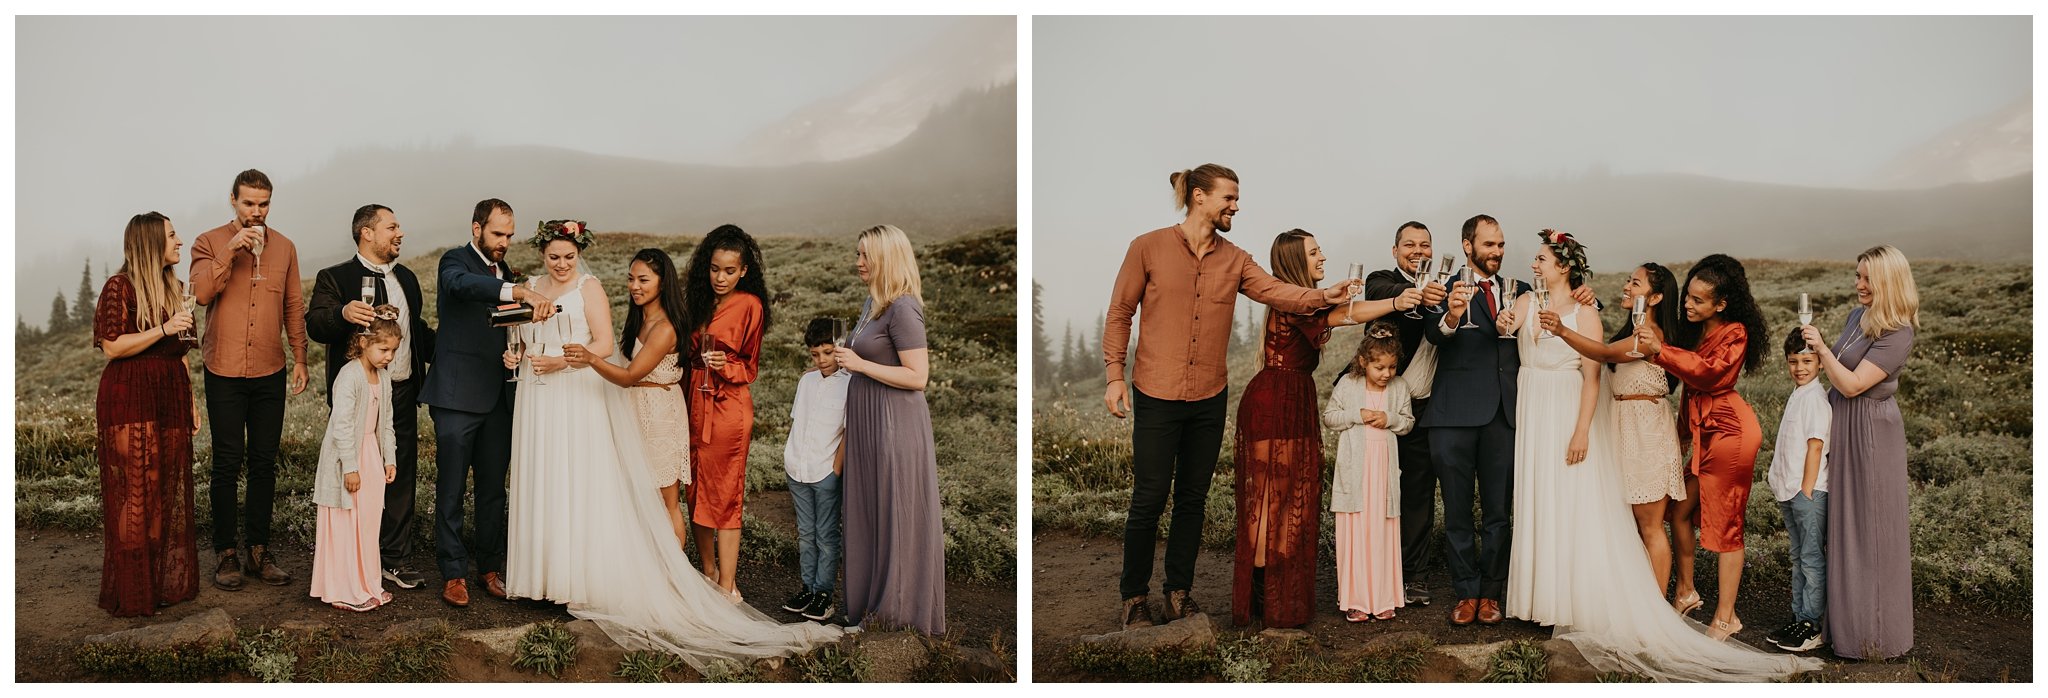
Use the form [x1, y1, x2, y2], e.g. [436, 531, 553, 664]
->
[1635, 253, 1771, 642]
[683, 224, 771, 603]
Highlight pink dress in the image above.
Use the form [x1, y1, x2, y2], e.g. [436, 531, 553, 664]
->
[310, 386, 391, 609]
[1334, 388, 1403, 616]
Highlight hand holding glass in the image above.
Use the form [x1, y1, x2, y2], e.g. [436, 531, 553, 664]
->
[1626, 295, 1647, 358]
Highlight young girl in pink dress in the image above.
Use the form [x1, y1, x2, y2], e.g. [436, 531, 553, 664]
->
[310, 312, 401, 612]
[1323, 322, 1415, 622]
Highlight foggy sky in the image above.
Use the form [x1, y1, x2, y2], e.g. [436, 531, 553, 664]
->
[12, 15, 963, 318]
[1034, 15, 2030, 335]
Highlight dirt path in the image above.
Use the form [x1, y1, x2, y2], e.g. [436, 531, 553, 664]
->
[17, 509, 1013, 682]
[1031, 530, 2029, 682]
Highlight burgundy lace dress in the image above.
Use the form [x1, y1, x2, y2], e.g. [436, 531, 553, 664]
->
[92, 273, 200, 616]
[1232, 308, 1332, 628]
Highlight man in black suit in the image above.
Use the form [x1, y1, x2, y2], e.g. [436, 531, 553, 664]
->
[1361, 221, 1448, 607]
[1418, 214, 1527, 627]
[417, 198, 556, 607]
[308, 204, 437, 591]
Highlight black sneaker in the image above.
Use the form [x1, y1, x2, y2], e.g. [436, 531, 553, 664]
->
[1775, 620, 1825, 653]
[1763, 620, 1800, 646]
[782, 590, 815, 614]
[1120, 595, 1155, 630]
[382, 567, 425, 589]
[1403, 582, 1432, 606]
[800, 592, 836, 622]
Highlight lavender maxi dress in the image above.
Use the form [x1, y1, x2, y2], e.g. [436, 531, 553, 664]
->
[842, 296, 946, 635]
[1824, 306, 1916, 659]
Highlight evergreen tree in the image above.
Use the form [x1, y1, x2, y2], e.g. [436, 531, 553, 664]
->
[72, 258, 95, 328]
[1059, 320, 1076, 384]
[47, 292, 70, 334]
[16, 314, 35, 344]
[1031, 281, 1051, 390]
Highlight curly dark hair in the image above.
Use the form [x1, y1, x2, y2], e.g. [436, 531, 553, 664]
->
[1355, 320, 1405, 366]
[1672, 254, 1769, 375]
[1783, 326, 1812, 357]
[1536, 229, 1591, 289]
[620, 248, 689, 360]
[683, 224, 771, 348]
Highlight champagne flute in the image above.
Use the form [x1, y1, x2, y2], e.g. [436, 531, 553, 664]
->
[696, 331, 715, 391]
[1797, 292, 1813, 327]
[249, 226, 267, 281]
[358, 277, 378, 335]
[1533, 276, 1555, 339]
[1625, 295, 1648, 358]
[1457, 267, 1480, 329]
[1405, 257, 1432, 319]
[505, 327, 524, 383]
[831, 317, 848, 348]
[179, 289, 199, 342]
[1346, 262, 1365, 301]
[1496, 278, 1520, 339]
[533, 316, 552, 386]
[1433, 254, 1456, 310]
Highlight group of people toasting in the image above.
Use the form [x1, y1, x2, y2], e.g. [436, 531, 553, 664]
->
[1105, 163, 1920, 680]
[91, 168, 950, 669]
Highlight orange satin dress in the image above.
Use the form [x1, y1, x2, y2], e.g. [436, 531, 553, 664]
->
[1650, 321, 1759, 553]
[686, 292, 763, 530]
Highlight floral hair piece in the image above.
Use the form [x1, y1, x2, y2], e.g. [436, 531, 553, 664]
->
[1368, 324, 1397, 339]
[1536, 228, 1591, 280]
[529, 219, 595, 250]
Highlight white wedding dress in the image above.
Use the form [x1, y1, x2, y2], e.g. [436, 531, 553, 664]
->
[506, 273, 841, 669]
[1503, 301, 1820, 682]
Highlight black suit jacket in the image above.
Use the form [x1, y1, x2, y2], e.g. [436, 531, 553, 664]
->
[419, 244, 516, 415]
[1363, 268, 1434, 374]
[1417, 276, 1529, 430]
[308, 257, 435, 404]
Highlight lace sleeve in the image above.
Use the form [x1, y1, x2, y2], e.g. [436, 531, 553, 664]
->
[93, 274, 134, 350]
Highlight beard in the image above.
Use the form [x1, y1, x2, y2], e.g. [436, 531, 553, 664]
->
[1213, 212, 1233, 233]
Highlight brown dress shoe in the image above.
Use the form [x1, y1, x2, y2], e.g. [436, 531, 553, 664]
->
[1450, 598, 1478, 625]
[442, 579, 471, 607]
[212, 549, 245, 591]
[248, 545, 292, 586]
[1477, 598, 1504, 625]
[482, 572, 508, 599]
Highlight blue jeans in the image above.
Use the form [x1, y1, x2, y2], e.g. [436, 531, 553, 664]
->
[1779, 491, 1828, 623]
[790, 473, 843, 595]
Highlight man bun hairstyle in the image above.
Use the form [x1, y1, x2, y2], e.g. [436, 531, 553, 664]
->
[1168, 163, 1239, 212]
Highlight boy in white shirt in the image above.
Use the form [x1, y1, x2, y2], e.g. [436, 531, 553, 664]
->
[781, 319, 850, 622]
[1765, 328, 1831, 652]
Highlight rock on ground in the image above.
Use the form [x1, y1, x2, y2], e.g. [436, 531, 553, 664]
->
[83, 608, 235, 649]
[1075, 612, 1218, 652]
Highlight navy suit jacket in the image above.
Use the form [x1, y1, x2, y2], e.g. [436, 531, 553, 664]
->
[418, 243, 515, 415]
[1417, 277, 1529, 430]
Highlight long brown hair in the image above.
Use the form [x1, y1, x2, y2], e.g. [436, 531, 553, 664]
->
[118, 212, 181, 334]
[1267, 229, 1316, 288]
[1168, 163, 1238, 212]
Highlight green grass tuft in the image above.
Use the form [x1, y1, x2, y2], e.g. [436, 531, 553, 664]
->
[511, 621, 580, 679]
[1483, 639, 1550, 683]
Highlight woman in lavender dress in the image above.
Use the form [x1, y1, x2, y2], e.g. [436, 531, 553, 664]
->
[1798, 244, 1919, 660]
[834, 224, 945, 635]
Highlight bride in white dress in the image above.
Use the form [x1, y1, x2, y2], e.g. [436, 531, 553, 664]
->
[504, 226, 840, 669]
[1495, 231, 1818, 682]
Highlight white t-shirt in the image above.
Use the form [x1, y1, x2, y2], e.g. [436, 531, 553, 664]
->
[783, 369, 850, 483]
[1768, 379, 1831, 501]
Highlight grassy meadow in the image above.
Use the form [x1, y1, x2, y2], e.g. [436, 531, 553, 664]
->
[16, 227, 1018, 584]
[1033, 257, 2031, 612]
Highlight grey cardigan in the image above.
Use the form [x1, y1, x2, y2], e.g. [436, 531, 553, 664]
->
[1323, 374, 1415, 515]
[313, 360, 396, 510]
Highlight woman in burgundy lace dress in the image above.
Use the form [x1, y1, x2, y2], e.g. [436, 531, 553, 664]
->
[93, 212, 202, 616]
[1233, 229, 1420, 628]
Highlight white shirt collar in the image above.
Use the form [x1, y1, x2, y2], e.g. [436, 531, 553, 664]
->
[471, 243, 497, 269]
[356, 253, 393, 275]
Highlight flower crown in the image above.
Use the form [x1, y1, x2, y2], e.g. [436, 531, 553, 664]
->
[1536, 228, 1591, 278]
[529, 219, 594, 250]
[1368, 324, 1397, 340]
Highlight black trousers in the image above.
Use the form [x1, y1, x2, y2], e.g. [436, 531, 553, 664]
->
[1428, 403, 1516, 601]
[1397, 396, 1438, 578]
[204, 369, 286, 552]
[1119, 387, 1228, 600]
[431, 400, 511, 582]
[380, 377, 422, 569]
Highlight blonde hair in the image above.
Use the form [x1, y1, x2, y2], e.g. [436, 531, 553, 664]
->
[1856, 244, 1920, 339]
[119, 212, 182, 334]
[857, 224, 923, 320]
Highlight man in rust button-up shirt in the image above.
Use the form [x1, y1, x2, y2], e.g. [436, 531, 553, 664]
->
[189, 169, 308, 590]
[1101, 164, 1354, 628]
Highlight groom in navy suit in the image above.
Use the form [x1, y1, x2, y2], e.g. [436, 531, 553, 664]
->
[418, 198, 556, 607]
[1419, 214, 1527, 626]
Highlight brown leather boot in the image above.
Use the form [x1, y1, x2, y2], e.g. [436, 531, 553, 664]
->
[1163, 589, 1202, 621]
[1120, 594, 1155, 630]
[248, 545, 291, 586]
[212, 549, 245, 591]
